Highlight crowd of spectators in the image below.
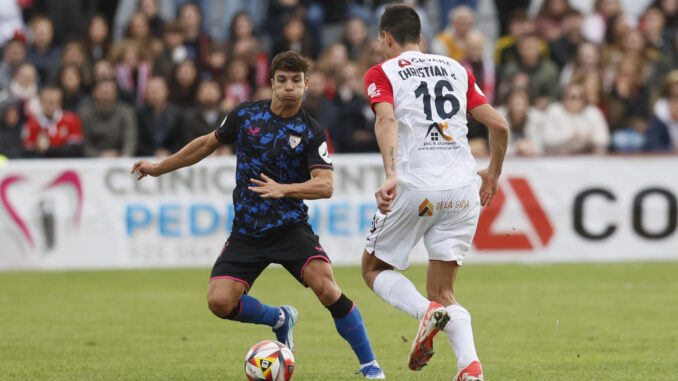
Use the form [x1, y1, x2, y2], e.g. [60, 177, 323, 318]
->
[0, 0, 677, 159]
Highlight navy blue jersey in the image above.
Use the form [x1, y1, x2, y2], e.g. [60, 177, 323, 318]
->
[215, 100, 333, 238]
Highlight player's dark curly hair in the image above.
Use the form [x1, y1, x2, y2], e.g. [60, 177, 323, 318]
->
[379, 4, 421, 46]
[270, 51, 310, 78]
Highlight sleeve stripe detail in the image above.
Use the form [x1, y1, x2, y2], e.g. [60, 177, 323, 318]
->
[214, 130, 227, 144]
[309, 164, 334, 170]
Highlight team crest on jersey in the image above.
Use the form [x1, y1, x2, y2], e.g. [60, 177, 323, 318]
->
[367, 83, 381, 98]
[289, 135, 301, 149]
[398, 59, 411, 68]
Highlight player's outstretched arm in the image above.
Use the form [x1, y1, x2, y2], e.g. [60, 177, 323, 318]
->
[373, 102, 399, 213]
[131, 132, 223, 180]
[469, 103, 509, 206]
[249, 168, 333, 200]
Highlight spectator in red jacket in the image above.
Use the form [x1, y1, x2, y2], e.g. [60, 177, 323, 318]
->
[23, 86, 83, 158]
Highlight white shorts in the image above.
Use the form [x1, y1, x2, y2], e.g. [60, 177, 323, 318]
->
[364, 183, 480, 270]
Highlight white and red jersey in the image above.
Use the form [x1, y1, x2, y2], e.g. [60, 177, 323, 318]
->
[364, 50, 487, 190]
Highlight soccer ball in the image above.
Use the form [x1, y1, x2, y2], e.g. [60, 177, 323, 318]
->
[244, 340, 295, 381]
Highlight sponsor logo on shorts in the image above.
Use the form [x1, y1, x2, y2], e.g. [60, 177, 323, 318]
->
[418, 198, 434, 217]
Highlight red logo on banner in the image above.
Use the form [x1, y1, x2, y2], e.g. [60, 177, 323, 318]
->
[474, 177, 553, 250]
[0, 170, 83, 248]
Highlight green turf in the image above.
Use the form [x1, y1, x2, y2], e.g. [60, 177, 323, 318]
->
[1, 262, 677, 380]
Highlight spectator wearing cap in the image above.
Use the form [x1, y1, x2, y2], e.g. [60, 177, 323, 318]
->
[80, 79, 138, 158]
[23, 86, 83, 158]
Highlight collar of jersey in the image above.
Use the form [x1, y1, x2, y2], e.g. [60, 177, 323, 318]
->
[266, 99, 303, 121]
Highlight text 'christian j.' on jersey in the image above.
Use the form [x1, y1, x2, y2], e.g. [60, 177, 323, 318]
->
[214, 100, 333, 238]
[364, 51, 488, 190]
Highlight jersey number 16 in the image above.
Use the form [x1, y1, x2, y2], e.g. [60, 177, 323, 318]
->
[414, 80, 461, 121]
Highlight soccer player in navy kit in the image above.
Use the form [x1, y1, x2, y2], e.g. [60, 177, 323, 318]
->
[131, 51, 385, 378]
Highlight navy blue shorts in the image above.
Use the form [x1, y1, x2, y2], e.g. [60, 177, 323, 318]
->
[209, 223, 330, 291]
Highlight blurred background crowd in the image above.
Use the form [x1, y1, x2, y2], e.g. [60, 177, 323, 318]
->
[0, 0, 677, 159]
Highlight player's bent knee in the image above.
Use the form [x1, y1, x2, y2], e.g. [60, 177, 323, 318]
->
[311, 279, 342, 306]
[207, 294, 239, 318]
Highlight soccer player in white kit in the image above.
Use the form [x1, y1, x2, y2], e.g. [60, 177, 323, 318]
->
[360, 5, 509, 380]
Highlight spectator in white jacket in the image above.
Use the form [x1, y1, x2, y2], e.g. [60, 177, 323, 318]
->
[542, 83, 610, 154]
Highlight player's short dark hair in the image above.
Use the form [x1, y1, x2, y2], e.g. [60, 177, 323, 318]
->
[379, 4, 421, 46]
[270, 51, 310, 78]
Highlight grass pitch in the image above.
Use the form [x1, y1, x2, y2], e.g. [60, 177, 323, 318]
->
[1, 262, 677, 380]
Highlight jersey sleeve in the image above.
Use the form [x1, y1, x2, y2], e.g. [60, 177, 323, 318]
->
[364, 64, 394, 112]
[215, 104, 243, 144]
[306, 121, 333, 171]
[466, 70, 488, 111]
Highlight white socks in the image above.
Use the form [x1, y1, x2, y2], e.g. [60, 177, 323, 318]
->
[372, 271, 481, 370]
[372, 270, 430, 319]
[444, 304, 480, 369]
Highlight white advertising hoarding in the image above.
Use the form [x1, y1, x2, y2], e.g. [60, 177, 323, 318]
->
[0, 156, 676, 270]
